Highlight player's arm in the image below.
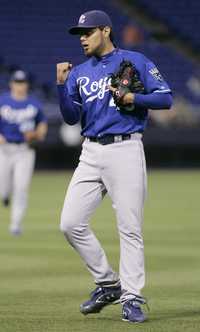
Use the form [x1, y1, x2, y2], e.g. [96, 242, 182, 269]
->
[34, 122, 48, 141]
[133, 59, 172, 110]
[133, 91, 172, 109]
[0, 134, 6, 144]
[57, 63, 81, 125]
[109, 86, 172, 109]
[24, 103, 48, 143]
[24, 122, 48, 143]
[0, 115, 6, 144]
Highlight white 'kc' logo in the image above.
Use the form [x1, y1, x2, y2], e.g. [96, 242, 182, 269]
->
[79, 15, 86, 24]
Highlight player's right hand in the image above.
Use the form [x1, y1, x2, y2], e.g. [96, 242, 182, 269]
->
[57, 62, 72, 84]
[0, 134, 6, 144]
[23, 131, 37, 143]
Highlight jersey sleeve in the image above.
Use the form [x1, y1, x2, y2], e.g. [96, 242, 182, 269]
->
[143, 59, 171, 94]
[57, 67, 81, 125]
[35, 102, 47, 125]
[66, 67, 82, 106]
[129, 52, 172, 110]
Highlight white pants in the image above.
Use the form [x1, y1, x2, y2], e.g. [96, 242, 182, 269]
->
[60, 135, 147, 300]
[0, 143, 35, 231]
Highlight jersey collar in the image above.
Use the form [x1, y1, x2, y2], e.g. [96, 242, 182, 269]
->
[93, 48, 119, 64]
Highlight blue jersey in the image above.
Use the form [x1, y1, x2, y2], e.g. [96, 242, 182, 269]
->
[0, 92, 46, 143]
[58, 48, 172, 137]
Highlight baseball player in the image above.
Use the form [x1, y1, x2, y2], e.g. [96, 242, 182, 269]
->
[0, 70, 48, 235]
[57, 10, 172, 323]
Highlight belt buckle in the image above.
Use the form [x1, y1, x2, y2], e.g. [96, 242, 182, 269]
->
[98, 135, 115, 145]
[114, 135, 123, 143]
[98, 137, 107, 145]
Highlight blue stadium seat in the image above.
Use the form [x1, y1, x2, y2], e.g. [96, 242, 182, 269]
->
[137, 0, 200, 49]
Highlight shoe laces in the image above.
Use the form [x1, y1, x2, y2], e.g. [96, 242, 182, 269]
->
[90, 285, 120, 302]
[124, 296, 150, 312]
[90, 286, 104, 299]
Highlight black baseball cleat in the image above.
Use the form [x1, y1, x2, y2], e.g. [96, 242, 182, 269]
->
[80, 282, 122, 315]
[2, 198, 10, 207]
[122, 296, 148, 323]
[10, 228, 22, 236]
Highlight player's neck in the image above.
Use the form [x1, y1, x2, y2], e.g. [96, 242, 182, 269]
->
[11, 91, 27, 101]
[96, 41, 115, 57]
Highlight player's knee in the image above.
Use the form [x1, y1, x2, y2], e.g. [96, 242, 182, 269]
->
[60, 218, 73, 235]
[59, 203, 89, 237]
[59, 213, 78, 236]
[60, 213, 87, 239]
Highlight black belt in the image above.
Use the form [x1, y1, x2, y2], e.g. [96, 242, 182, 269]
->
[7, 141, 24, 145]
[87, 133, 138, 145]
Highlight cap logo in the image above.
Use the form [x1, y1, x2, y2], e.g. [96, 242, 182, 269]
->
[79, 15, 86, 24]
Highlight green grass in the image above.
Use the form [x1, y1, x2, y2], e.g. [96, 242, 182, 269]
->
[0, 170, 200, 332]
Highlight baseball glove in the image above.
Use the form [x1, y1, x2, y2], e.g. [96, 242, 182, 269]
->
[110, 60, 144, 112]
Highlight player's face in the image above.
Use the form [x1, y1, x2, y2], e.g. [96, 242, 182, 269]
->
[80, 27, 107, 57]
[10, 81, 29, 97]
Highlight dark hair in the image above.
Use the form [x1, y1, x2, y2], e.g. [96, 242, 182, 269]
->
[99, 26, 115, 43]
[110, 29, 115, 43]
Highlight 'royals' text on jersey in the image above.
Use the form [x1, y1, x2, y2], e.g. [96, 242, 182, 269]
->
[0, 93, 46, 143]
[65, 48, 171, 137]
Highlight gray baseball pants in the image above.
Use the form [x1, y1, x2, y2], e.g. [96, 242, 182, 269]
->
[0, 143, 35, 232]
[60, 134, 147, 300]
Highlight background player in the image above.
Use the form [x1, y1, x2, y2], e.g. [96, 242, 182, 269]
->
[0, 70, 48, 235]
[57, 10, 172, 323]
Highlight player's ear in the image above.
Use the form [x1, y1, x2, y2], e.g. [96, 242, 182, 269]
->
[103, 26, 111, 39]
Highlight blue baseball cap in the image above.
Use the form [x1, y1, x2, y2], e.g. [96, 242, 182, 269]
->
[10, 70, 29, 82]
[69, 10, 112, 35]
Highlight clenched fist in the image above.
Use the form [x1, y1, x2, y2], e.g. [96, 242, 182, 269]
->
[57, 62, 72, 84]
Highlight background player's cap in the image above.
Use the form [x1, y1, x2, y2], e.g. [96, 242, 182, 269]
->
[10, 70, 29, 82]
[69, 10, 112, 35]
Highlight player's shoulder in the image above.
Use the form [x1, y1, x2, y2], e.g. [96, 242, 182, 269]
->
[0, 91, 11, 102]
[118, 48, 150, 64]
[26, 94, 42, 108]
[0, 91, 14, 106]
[71, 58, 92, 76]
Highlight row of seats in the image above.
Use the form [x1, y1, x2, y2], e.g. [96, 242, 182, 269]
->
[136, 0, 200, 50]
[133, 41, 200, 107]
[0, 0, 127, 83]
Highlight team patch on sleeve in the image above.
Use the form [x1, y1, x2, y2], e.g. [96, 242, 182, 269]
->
[149, 67, 163, 82]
